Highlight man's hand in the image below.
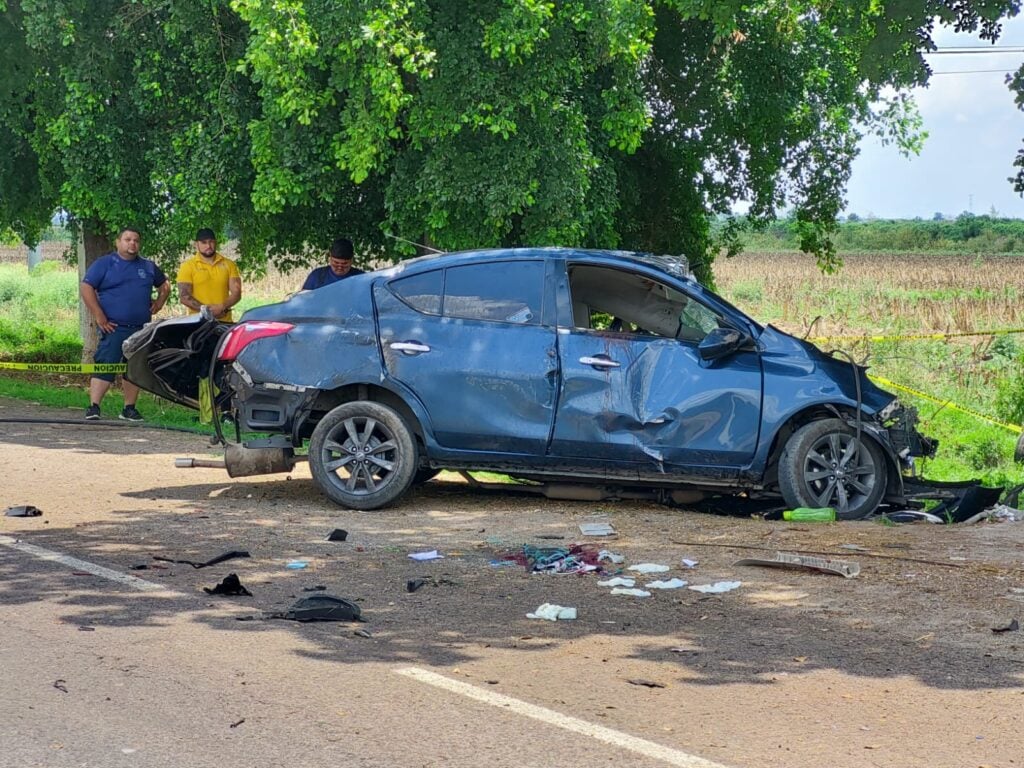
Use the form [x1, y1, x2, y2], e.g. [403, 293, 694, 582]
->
[207, 303, 227, 319]
[95, 314, 116, 334]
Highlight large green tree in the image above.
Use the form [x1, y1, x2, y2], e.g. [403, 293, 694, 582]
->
[1, 0, 1022, 287]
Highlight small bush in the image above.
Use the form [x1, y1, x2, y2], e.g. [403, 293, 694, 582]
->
[995, 356, 1024, 426]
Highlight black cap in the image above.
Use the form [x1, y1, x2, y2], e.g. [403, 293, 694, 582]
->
[195, 228, 216, 241]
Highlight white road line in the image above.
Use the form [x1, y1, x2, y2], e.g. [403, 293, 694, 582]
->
[0, 535, 180, 595]
[395, 667, 734, 768]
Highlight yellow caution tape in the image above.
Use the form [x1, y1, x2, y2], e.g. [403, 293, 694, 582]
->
[810, 328, 1024, 344]
[869, 374, 1023, 435]
[0, 361, 127, 374]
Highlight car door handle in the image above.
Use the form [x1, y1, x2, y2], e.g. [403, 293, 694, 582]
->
[579, 355, 620, 369]
[390, 341, 431, 355]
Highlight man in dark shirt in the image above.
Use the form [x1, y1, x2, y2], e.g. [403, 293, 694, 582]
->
[80, 227, 170, 421]
[302, 238, 364, 290]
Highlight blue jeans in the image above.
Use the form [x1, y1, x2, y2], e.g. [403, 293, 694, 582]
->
[93, 324, 141, 382]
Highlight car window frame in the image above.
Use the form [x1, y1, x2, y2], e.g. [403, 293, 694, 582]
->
[563, 262, 731, 345]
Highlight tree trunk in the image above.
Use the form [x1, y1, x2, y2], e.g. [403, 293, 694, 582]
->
[78, 223, 111, 364]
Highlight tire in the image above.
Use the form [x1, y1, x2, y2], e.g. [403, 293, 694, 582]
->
[778, 418, 888, 520]
[309, 401, 418, 510]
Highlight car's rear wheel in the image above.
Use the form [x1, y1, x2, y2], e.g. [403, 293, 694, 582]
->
[778, 418, 887, 520]
[309, 401, 418, 510]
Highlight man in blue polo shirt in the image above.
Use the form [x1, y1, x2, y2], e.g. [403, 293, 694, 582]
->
[301, 238, 364, 290]
[80, 227, 170, 421]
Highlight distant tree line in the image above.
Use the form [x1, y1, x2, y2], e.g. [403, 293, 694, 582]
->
[737, 213, 1024, 254]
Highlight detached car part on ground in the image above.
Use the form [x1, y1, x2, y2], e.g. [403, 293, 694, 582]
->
[125, 248, 936, 519]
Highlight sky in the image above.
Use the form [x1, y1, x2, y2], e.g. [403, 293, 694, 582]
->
[844, 15, 1024, 219]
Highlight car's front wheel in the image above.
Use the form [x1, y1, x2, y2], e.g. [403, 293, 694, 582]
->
[309, 401, 418, 510]
[778, 418, 888, 520]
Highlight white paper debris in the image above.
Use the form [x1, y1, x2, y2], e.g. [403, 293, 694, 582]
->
[579, 523, 616, 536]
[645, 578, 688, 590]
[526, 603, 577, 620]
[610, 588, 652, 597]
[408, 550, 444, 561]
[597, 577, 636, 587]
[598, 550, 625, 564]
[688, 581, 742, 594]
[628, 563, 670, 574]
[680, 558, 699, 569]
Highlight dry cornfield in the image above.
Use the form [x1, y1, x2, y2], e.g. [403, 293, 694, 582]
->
[713, 251, 1024, 337]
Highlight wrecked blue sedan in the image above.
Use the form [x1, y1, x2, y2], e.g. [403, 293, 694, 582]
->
[125, 248, 935, 518]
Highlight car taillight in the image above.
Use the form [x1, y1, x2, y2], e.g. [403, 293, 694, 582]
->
[217, 321, 295, 361]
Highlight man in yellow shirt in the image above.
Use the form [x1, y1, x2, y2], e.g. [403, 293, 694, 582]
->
[177, 228, 242, 321]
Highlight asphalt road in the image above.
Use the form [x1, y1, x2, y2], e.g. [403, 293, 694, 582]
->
[3, 397, 1024, 768]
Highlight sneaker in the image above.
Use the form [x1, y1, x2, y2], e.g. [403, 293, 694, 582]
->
[85, 404, 101, 420]
[119, 405, 144, 422]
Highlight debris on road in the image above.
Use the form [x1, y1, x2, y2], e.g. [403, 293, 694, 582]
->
[4, 504, 41, 517]
[689, 581, 742, 594]
[597, 577, 636, 587]
[579, 522, 616, 536]
[598, 549, 625, 564]
[611, 587, 652, 597]
[734, 551, 861, 579]
[406, 578, 426, 593]
[627, 679, 666, 688]
[680, 558, 698, 569]
[408, 550, 444, 561]
[285, 560, 309, 570]
[229, 719, 245, 729]
[782, 507, 836, 522]
[992, 619, 1020, 633]
[503, 545, 601, 574]
[203, 573, 253, 596]
[276, 595, 363, 623]
[354, 628, 373, 638]
[327, 529, 349, 542]
[53, 679, 68, 693]
[645, 578, 688, 590]
[627, 563, 670, 574]
[526, 603, 577, 620]
[153, 550, 251, 568]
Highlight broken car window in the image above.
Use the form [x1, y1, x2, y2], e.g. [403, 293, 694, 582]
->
[567, 265, 723, 342]
[442, 261, 543, 325]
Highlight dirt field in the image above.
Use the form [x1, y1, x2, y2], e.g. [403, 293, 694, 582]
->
[3, 395, 1024, 767]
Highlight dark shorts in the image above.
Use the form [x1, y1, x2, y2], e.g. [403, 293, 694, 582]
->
[93, 325, 141, 382]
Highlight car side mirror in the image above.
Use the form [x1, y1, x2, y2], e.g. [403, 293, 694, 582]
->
[698, 327, 751, 361]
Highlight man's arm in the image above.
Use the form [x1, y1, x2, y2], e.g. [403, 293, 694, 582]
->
[151, 280, 171, 315]
[224, 276, 242, 311]
[80, 282, 115, 333]
[178, 282, 203, 311]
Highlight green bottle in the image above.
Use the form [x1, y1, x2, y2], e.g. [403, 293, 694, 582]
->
[782, 507, 836, 522]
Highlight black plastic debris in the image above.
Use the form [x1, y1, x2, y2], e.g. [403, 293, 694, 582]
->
[992, 619, 1020, 633]
[628, 678, 666, 688]
[903, 479, 1003, 523]
[153, 550, 251, 569]
[203, 573, 253, 597]
[406, 578, 426, 593]
[302, 585, 327, 592]
[276, 595, 363, 622]
[327, 529, 348, 542]
[5, 505, 42, 517]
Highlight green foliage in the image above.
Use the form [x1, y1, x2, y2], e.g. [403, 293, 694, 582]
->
[740, 215, 1024, 255]
[1, 1, 1022, 281]
[995, 355, 1024, 427]
[0, 264, 81, 361]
